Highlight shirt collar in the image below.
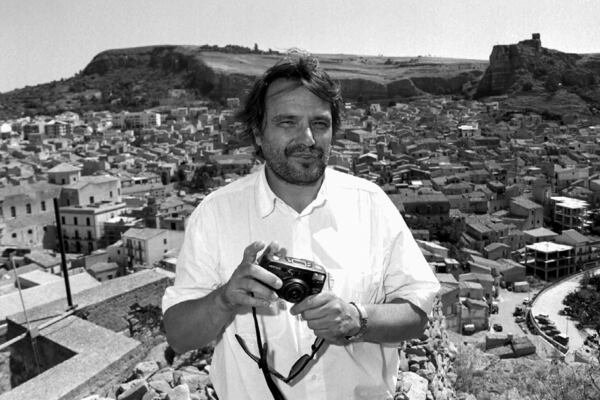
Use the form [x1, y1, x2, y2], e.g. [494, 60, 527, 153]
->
[255, 164, 330, 218]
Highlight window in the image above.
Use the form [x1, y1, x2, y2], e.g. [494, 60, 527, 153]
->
[61, 216, 65, 225]
[41, 201, 46, 211]
[87, 231, 92, 240]
[74, 217, 78, 225]
[10, 206, 16, 218]
[11, 233, 17, 238]
[89, 196, 94, 204]
[163, 238, 167, 245]
[118, 188, 121, 195]
[88, 242, 93, 252]
[27, 229, 33, 234]
[110, 191, 113, 198]
[75, 230, 79, 238]
[86, 217, 90, 226]
[26, 203, 31, 214]
[61, 178, 66, 184]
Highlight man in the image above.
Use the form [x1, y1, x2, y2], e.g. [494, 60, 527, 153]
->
[163, 54, 440, 400]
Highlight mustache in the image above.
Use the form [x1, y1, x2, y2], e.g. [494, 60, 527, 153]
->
[284, 144, 324, 157]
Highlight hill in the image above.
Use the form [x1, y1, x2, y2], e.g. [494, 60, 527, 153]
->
[475, 34, 600, 120]
[0, 44, 487, 118]
[2, 37, 600, 121]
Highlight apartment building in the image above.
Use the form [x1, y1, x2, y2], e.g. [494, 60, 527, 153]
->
[121, 228, 184, 268]
[113, 111, 161, 129]
[59, 201, 127, 255]
[523, 241, 575, 280]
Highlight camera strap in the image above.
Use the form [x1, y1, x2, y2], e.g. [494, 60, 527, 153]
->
[252, 306, 287, 400]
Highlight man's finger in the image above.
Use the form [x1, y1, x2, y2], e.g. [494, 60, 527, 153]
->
[241, 241, 265, 264]
[290, 293, 332, 315]
[262, 241, 283, 258]
[248, 263, 283, 289]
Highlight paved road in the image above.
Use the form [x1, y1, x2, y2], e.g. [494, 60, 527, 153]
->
[531, 269, 600, 356]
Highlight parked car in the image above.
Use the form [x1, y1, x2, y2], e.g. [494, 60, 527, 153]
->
[513, 306, 524, 316]
[493, 323, 503, 332]
[463, 324, 476, 335]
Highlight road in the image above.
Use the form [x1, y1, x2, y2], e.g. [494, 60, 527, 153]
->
[531, 269, 600, 357]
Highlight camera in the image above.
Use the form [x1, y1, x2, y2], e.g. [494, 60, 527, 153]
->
[259, 253, 327, 303]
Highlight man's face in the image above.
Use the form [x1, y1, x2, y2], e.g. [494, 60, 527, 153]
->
[257, 79, 333, 186]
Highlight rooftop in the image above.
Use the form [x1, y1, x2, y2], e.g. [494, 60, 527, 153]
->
[526, 241, 573, 253]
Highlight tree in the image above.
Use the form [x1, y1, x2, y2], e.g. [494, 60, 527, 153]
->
[545, 74, 561, 93]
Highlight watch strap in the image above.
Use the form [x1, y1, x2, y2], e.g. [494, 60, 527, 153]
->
[345, 302, 368, 342]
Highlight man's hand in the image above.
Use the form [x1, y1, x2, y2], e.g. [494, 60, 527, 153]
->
[289, 292, 361, 345]
[219, 241, 284, 312]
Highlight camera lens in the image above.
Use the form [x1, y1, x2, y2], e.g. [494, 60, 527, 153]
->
[282, 279, 309, 303]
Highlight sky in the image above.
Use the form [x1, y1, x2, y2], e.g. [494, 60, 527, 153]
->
[2, 0, 600, 93]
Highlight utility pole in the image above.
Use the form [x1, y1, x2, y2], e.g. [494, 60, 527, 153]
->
[53, 198, 73, 308]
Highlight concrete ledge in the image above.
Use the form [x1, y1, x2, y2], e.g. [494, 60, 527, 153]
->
[0, 316, 141, 400]
[1, 270, 171, 400]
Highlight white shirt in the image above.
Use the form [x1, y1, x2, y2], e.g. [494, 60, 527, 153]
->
[163, 165, 440, 400]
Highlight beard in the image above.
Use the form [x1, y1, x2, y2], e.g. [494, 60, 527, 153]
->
[262, 142, 330, 185]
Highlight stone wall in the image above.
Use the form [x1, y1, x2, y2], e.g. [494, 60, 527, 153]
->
[397, 299, 459, 400]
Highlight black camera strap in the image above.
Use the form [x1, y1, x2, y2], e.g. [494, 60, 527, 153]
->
[252, 306, 287, 400]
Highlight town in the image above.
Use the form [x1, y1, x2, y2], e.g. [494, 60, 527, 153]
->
[1, 66, 600, 399]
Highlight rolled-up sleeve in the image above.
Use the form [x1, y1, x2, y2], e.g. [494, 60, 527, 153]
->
[380, 197, 440, 315]
[162, 200, 222, 313]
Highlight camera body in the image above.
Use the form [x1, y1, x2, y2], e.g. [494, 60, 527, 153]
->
[259, 253, 327, 303]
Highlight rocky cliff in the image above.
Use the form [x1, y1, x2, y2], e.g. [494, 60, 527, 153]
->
[475, 34, 600, 118]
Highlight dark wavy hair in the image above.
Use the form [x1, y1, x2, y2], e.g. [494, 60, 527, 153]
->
[237, 51, 343, 158]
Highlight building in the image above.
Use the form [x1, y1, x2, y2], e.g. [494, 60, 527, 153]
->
[113, 111, 161, 129]
[0, 182, 62, 248]
[494, 258, 526, 284]
[60, 175, 121, 206]
[47, 163, 81, 185]
[550, 196, 588, 232]
[509, 197, 543, 230]
[523, 241, 575, 280]
[555, 229, 600, 270]
[121, 228, 184, 268]
[523, 227, 558, 244]
[59, 201, 127, 255]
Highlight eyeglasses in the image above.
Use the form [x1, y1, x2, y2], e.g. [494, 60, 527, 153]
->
[235, 333, 324, 383]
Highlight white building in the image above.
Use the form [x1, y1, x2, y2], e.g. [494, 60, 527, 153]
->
[60, 201, 127, 255]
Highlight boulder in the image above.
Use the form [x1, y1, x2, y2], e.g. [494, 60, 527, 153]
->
[173, 370, 211, 391]
[135, 360, 160, 379]
[397, 372, 428, 400]
[117, 380, 149, 400]
[167, 384, 191, 400]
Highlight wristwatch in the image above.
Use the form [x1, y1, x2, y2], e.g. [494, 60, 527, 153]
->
[345, 302, 368, 342]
